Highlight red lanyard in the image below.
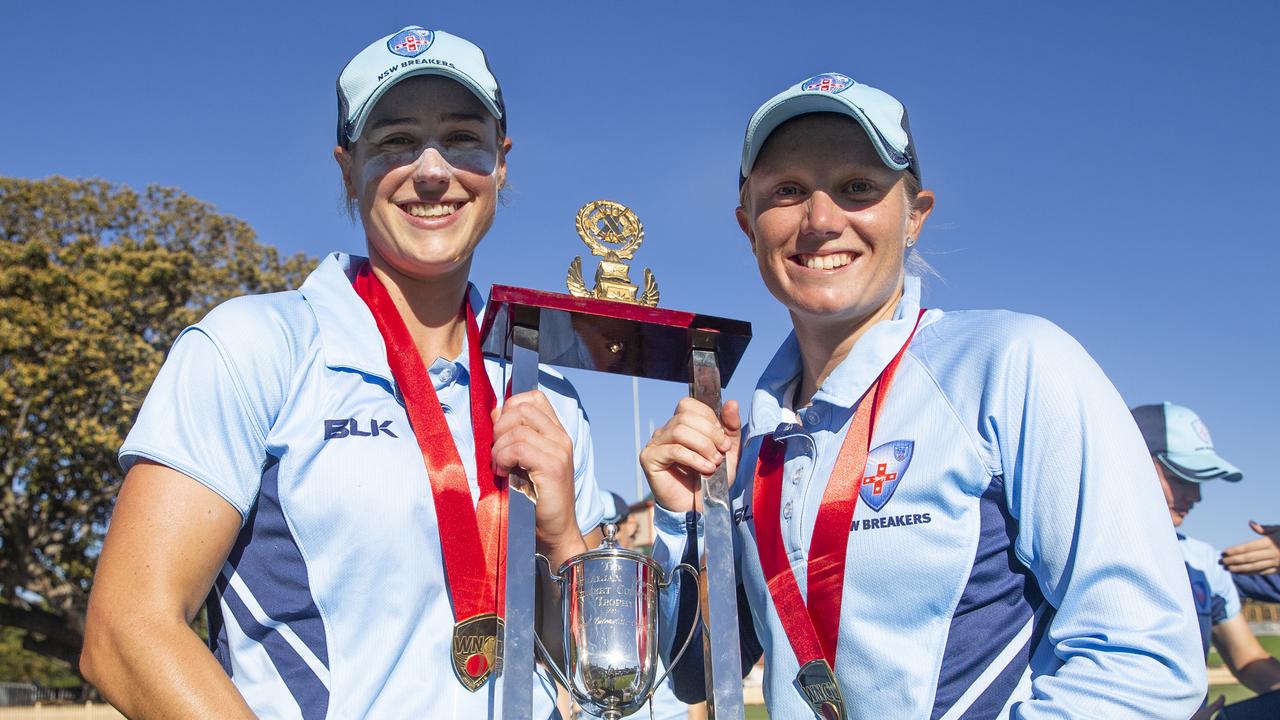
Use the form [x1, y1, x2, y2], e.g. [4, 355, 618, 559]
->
[753, 310, 924, 672]
[352, 265, 507, 626]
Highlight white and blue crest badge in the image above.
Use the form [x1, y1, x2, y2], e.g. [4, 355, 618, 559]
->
[859, 440, 914, 512]
[388, 28, 435, 58]
[802, 72, 854, 94]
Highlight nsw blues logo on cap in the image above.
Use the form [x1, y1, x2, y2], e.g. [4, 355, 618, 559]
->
[802, 72, 854, 94]
[388, 28, 434, 57]
[859, 440, 914, 512]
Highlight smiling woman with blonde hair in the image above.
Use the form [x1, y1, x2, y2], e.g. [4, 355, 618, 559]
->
[80, 25, 604, 719]
[641, 72, 1205, 718]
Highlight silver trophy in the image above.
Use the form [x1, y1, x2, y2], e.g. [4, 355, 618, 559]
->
[536, 524, 700, 720]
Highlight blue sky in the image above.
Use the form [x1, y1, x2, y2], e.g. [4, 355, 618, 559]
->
[4, 2, 1277, 552]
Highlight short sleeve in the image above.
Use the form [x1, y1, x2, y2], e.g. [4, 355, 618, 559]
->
[568, 397, 606, 534]
[1234, 573, 1280, 604]
[536, 369, 606, 534]
[120, 327, 271, 520]
[1207, 552, 1242, 623]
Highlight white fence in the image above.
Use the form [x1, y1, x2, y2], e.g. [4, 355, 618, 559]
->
[0, 704, 122, 720]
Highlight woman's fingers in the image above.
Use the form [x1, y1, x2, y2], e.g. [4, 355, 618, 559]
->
[655, 442, 721, 478]
[1250, 521, 1280, 536]
[1222, 557, 1279, 574]
[494, 390, 567, 441]
[1221, 536, 1280, 575]
[492, 421, 571, 477]
[640, 398, 742, 514]
[721, 399, 743, 437]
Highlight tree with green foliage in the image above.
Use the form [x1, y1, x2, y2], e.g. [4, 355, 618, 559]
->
[0, 176, 311, 675]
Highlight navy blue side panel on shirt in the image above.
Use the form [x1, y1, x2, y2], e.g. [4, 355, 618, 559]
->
[931, 476, 1045, 720]
[1186, 562, 1215, 657]
[666, 511, 762, 704]
[1234, 573, 1280, 604]
[226, 460, 330, 667]
[217, 576, 329, 719]
[206, 587, 232, 677]
[217, 459, 330, 718]
[668, 512, 706, 703]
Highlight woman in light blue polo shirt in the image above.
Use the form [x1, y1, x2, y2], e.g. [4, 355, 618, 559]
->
[641, 73, 1205, 718]
[81, 25, 604, 719]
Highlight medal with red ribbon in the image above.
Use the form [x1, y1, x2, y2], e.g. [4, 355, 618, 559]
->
[752, 310, 925, 719]
[353, 264, 507, 692]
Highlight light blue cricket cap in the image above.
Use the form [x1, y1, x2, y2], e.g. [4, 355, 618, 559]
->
[1131, 402, 1243, 483]
[740, 72, 920, 185]
[336, 25, 505, 147]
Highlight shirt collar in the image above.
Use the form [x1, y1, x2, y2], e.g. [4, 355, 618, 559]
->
[747, 275, 923, 438]
[299, 252, 487, 385]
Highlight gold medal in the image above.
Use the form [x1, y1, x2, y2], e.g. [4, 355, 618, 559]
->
[794, 659, 847, 720]
[451, 613, 503, 692]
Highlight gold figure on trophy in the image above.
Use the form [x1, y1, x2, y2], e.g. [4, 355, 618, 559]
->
[566, 200, 660, 307]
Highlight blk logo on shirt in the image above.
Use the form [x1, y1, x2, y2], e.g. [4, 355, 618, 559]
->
[324, 418, 399, 440]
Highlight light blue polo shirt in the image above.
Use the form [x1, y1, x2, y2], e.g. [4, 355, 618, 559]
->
[654, 277, 1205, 719]
[120, 252, 605, 719]
[1179, 534, 1241, 657]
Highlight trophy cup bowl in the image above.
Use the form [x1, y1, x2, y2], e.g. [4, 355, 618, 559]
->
[536, 524, 699, 720]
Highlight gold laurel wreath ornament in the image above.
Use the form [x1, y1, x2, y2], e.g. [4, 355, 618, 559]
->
[566, 200, 659, 307]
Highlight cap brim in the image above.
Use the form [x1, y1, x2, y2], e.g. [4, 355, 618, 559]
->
[348, 66, 502, 143]
[1159, 451, 1243, 483]
[741, 93, 910, 180]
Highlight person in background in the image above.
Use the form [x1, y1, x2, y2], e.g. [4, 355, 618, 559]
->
[1131, 403, 1280, 695]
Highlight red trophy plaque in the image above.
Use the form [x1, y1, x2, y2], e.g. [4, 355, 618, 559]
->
[480, 201, 750, 719]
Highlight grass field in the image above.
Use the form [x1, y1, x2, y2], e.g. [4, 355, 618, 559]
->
[1209, 633, 1280, 667]
[1205, 633, 1280, 705]
[736, 635, 1280, 719]
[7, 636, 1278, 720]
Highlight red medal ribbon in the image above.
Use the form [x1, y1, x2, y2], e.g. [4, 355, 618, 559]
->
[753, 310, 925, 670]
[353, 263, 507, 625]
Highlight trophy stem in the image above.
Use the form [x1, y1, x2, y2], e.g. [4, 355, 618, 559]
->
[689, 335, 746, 720]
[499, 323, 541, 719]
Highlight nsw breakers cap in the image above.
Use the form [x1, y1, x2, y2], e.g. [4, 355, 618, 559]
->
[740, 72, 920, 185]
[336, 25, 505, 147]
[1131, 402, 1243, 483]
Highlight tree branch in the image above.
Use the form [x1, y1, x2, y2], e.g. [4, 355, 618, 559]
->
[0, 602, 83, 650]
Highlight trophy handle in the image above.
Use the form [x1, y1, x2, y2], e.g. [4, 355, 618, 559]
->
[531, 553, 575, 692]
[651, 563, 703, 694]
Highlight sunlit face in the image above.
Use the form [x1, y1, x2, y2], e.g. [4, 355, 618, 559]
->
[335, 75, 510, 282]
[737, 113, 933, 330]
[1154, 458, 1201, 527]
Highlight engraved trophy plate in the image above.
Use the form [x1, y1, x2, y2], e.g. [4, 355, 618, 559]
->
[535, 525, 699, 720]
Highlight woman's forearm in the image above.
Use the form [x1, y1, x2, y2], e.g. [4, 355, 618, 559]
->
[82, 613, 256, 720]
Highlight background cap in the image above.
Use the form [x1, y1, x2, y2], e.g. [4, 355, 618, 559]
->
[1131, 402, 1243, 483]
[740, 72, 919, 184]
[336, 25, 505, 146]
[600, 491, 631, 525]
